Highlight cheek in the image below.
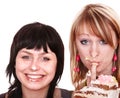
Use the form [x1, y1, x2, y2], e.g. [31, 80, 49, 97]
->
[15, 62, 24, 77]
[47, 62, 57, 76]
[78, 50, 91, 69]
[15, 58, 28, 73]
[43, 63, 57, 83]
[101, 47, 114, 60]
[77, 45, 90, 67]
[78, 48, 89, 61]
[102, 50, 114, 64]
[76, 41, 88, 57]
[15, 62, 23, 82]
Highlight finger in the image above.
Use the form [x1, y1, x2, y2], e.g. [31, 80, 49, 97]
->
[91, 63, 97, 80]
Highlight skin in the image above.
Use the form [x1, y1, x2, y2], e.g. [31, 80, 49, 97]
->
[75, 25, 117, 76]
[15, 47, 57, 98]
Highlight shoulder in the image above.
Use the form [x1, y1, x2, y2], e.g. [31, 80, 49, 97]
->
[60, 88, 73, 98]
[0, 93, 6, 98]
[54, 88, 73, 98]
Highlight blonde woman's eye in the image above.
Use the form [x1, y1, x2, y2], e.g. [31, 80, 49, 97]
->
[99, 40, 107, 45]
[80, 40, 89, 45]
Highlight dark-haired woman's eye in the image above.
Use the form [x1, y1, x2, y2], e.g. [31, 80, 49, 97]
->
[22, 56, 29, 59]
[41, 57, 50, 62]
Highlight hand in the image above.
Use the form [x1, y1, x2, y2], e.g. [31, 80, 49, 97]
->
[91, 63, 97, 80]
[86, 63, 98, 86]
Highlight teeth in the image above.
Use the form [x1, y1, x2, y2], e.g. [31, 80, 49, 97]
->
[27, 74, 43, 79]
[26, 74, 44, 82]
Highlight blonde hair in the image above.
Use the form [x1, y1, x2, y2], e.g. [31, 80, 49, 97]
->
[69, 3, 120, 90]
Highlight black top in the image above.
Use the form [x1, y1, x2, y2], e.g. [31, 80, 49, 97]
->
[61, 88, 72, 98]
[0, 89, 72, 98]
[0, 93, 5, 98]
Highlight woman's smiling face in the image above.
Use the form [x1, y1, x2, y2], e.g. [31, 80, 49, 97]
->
[15, 47, 57, 91]
[75, 25, 117, 75]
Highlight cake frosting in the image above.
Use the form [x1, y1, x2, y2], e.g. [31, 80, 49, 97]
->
[91, 75, 118, 89]
[74, 75, 120, 98]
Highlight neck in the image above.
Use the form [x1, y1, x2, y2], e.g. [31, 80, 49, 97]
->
[22, 86, 49, 98]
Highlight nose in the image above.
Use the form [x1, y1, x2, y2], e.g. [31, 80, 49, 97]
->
[30, 59, 40, 71]
[90, 42, 99, 58]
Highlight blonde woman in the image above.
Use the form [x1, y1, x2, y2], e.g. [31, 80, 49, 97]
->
[69, 3, 120, 90]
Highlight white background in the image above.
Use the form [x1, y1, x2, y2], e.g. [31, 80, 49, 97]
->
[0, 0, 120, 93]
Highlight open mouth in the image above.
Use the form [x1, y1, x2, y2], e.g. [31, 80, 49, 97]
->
[26, 74, 45, 82]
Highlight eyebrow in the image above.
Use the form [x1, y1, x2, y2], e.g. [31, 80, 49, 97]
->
[19, 50, 45, 55]
[79, 33, 90, 35]
[19, 49, 53, 56]
[77, 34, 90, 38]
[20, 50, 32, 54]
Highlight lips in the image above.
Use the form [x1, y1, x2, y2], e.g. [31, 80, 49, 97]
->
[91, 62, 98, 66]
